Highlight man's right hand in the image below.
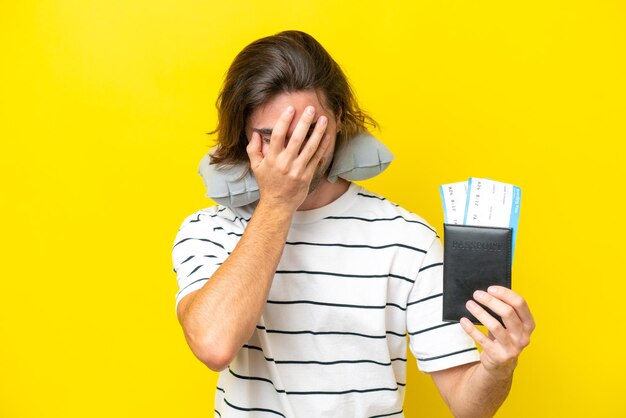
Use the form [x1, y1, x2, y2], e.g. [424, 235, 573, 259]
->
[246, 105, 330, 212]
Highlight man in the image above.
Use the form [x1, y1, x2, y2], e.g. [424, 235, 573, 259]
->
[173, 30, 535, 417]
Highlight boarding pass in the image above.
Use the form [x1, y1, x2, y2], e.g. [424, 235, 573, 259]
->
[440, 178, 522, 259]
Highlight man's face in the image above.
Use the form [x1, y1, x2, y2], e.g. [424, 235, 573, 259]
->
[245, 90, 340, 194]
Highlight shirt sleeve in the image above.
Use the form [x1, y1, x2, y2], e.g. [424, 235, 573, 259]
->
[171, 209, 234, 315]
[406, 235, 480, 373]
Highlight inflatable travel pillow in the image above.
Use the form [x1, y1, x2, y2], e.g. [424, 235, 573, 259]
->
[198, 132, 394, 207]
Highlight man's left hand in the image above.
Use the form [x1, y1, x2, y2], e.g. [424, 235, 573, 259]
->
[461, 286, 536, 380]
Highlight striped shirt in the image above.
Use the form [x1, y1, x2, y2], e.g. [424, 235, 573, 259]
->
[172, 182, 479, 417]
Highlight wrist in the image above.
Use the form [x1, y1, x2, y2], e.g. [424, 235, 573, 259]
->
[254, 199, 296, 223]
[479, 358, 517, 383]
[256, 197, 299, 216]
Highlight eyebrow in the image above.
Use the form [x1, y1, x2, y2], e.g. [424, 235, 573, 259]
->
[252, 123, 317, 137]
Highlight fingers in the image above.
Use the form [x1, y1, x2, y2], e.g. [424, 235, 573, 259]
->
[284, 105, 319, 158]
[460, 317, 494, 349]
[462, 315, 520, 380]
[268, 105, 295, 155]
[473, 290, 524, 333]
[246, 132, 263, 168]
[463, 288, 533, 351]
[304, 133, 331, 176]
[265, 104, 330, 173]
[295, 115, 328, 168]
[254, 103, 331, 180]
[465, 300, 510, 343]
[487, 286, 536, 333]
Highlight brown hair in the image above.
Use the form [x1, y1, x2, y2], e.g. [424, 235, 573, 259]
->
[208, 30, 377, 166]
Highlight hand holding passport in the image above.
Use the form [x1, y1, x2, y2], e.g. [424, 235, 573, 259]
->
[439, 178, 522, 326]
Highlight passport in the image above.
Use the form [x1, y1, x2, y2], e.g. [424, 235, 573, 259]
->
[443, 223, 512, 326]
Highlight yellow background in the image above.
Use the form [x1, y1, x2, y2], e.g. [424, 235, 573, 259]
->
[1, 1, 624, 417]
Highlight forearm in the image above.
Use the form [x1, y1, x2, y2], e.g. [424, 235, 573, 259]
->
[181, 200, 292, 370]
[448, 362, 514, 418]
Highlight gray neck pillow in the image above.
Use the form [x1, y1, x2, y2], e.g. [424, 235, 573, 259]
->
[198, 132, 393, 207]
